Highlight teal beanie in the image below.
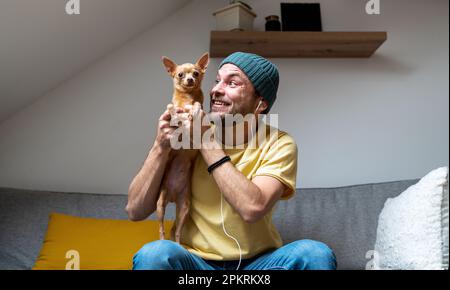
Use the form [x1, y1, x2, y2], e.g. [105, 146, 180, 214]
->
[219, 52, 279, 113]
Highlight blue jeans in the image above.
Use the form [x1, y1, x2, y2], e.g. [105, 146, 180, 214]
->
[132, 239, 337, 270]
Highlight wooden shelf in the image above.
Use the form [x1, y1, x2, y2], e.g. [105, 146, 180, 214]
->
[210, 31, 387, 58]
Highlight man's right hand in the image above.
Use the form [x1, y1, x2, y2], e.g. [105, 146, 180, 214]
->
[154, 105, 186, 150]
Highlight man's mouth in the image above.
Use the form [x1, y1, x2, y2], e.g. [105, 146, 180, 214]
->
[211, 99, 231, 111]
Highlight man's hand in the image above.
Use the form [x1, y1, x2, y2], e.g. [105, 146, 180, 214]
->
[154, 105, 186, 150]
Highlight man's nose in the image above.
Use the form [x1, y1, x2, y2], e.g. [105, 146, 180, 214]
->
[211, 82, 225, 96]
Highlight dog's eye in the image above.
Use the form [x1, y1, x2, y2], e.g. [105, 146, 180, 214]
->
[193, 71, 199, 77]
[178, 72, 184, 78]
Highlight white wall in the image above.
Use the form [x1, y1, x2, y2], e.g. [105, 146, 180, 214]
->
[0, 0, 190, 122]
[0, 0, 448, 194]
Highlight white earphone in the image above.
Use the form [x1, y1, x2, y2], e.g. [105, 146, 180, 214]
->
[255, 99, 263, 113]
[219, 99, 264, 271]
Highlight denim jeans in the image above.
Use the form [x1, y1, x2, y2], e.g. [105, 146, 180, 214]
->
[132, 239, 337, 270]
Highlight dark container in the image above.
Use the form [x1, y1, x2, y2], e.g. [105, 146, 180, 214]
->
[265, 15, 281, 31]
[281, 3, 322, 31]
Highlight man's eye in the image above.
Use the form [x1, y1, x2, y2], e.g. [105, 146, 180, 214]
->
[229, 81, 237, 86]
[214, 79, 220, 84]
[178, 72, 184, 78]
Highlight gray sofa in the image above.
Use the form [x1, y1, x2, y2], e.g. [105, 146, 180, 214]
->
[0, 179, 419, 270]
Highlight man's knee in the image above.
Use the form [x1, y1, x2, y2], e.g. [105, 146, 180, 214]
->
[135, 240, 184, 258]
[133, 240, 186, 270]
[287, 239, 337, 270]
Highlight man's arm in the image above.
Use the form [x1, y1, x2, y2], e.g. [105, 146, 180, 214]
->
[126, 142, 170, 221]
[126, 107, 183, 221]
[200, 139, 287, 224]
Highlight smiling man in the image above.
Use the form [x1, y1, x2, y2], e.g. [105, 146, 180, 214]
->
[126, 52, 337, 270]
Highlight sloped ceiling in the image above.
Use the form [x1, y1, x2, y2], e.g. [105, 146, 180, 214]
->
[0, 0, 191, 123]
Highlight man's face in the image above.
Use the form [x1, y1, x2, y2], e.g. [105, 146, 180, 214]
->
[209, 64, 260, 119]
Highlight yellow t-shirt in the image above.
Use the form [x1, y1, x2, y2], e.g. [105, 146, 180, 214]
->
[180, 124, 298, 261]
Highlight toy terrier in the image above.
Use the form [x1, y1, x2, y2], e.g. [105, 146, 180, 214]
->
[157, 52, 209, 243]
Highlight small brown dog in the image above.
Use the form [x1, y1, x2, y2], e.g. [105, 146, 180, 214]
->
[157, 53, 209, 243]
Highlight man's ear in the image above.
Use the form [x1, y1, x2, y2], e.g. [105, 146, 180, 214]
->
[162, 56, 178, 76]
[195, 52, 209, 73]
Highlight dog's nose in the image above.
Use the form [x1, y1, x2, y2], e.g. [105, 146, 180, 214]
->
[187, 78, 194, 84]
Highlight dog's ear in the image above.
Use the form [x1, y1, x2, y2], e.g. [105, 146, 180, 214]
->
[162, 56, 178, 76]
[195, 52, 209, 73]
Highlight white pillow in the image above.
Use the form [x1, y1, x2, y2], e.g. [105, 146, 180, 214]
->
[373, 166, 449, 270]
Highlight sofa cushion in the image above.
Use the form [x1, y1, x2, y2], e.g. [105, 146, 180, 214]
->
[373, 167, 449, 269]
[33, 213, 173, 270]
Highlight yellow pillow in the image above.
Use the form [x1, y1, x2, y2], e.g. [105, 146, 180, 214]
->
[33, 213, 173, 270]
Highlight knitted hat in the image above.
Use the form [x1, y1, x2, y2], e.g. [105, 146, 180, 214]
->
[219, 52, 279, 113]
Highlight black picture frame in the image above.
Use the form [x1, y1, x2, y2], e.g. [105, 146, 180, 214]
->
[281, 3, 323, 31]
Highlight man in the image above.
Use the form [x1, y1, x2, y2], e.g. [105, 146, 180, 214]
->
[126, 52, 337, 270]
